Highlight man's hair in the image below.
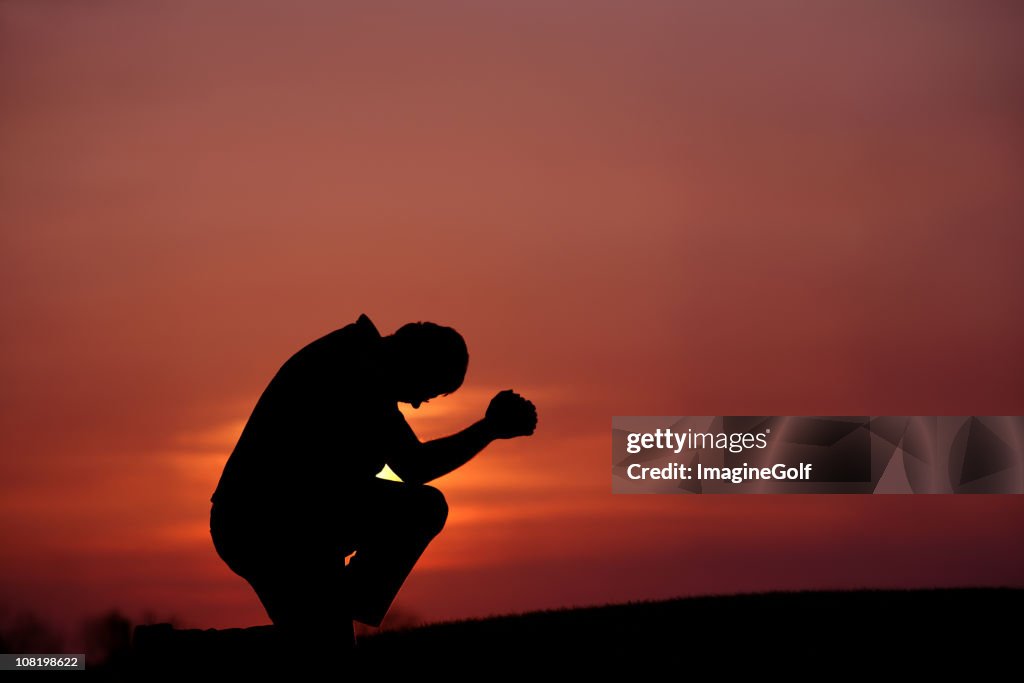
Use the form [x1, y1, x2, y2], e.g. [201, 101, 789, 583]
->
[392, 322, 469, 394]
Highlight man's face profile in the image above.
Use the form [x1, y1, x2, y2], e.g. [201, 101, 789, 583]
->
[392, 365, 463, 409]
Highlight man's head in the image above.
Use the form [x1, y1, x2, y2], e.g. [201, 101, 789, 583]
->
[382, 322, 468, 408]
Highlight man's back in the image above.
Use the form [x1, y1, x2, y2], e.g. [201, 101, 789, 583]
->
[211, 314, 413, 514]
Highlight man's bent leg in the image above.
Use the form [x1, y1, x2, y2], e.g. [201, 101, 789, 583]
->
[211, 505, 354, 651]
[248, 558, 355, 653]
[345, 481, 448, 626]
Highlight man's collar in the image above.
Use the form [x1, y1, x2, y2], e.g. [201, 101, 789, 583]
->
[355, 313, 382, 339]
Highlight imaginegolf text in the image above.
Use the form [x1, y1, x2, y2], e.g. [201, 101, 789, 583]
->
[627, 462, 814, 484]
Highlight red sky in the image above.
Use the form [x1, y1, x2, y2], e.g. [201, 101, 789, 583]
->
[2, 1, 1023, 638]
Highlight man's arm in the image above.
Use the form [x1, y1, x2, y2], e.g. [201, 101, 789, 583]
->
[389, 390, 537, 485]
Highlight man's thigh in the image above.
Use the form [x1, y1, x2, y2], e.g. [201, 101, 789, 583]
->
[343, 479, 448, 544]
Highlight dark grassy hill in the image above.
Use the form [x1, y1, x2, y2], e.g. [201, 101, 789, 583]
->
[122, 588, 1020, 677]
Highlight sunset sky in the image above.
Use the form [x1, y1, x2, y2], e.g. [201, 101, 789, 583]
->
[2, 1, 1023, 640]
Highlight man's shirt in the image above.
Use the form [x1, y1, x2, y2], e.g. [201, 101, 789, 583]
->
[211, 314, 418, 515]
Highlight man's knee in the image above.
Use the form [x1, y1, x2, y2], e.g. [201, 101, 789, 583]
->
[417, 485, 448, 536]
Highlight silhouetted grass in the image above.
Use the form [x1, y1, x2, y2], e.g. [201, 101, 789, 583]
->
[124, 588, 1021, 677]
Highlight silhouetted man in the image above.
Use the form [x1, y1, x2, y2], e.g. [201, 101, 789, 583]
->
[210, 314, 537, 649]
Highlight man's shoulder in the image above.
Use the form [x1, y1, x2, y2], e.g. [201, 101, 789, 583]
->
[272, 315, 380, 377]
[323, 313, 380, 349]
[305, 314, 381, 349]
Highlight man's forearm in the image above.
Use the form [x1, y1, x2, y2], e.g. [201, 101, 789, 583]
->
[394, 420, 495, 485]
